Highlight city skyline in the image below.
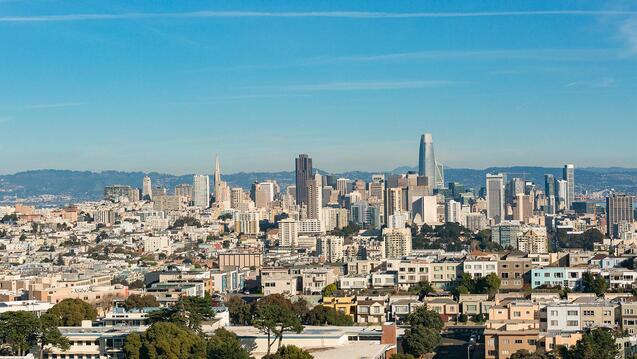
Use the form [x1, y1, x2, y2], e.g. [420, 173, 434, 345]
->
[1, 0, 636, 174]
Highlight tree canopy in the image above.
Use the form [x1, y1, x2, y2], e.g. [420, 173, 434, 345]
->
[226, 296, 253, 326]
[561, 328, 618, 359]
[123, 322, 206, 359]
[262, 345, 313, 359]
[406, 307, 443, 331]
[252, 294, 303, 355]
[206, 328, 252, 359]
[303, 305, 353, 326]
[149, 296, 215, 333]
[581, 272, 608, 296]
[321, 284, 337, 297]
[0, 311, 69, 357]
[124, 294, 160, 310]
[47, 298, 97, 326]
[402, 325, 441, 358]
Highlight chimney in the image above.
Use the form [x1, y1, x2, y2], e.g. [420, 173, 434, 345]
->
[381, 321, 397, 357]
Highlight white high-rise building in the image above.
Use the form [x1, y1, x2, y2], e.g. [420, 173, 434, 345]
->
[142, 176, 152, 200]
[445, 200, 462, 224]
[556, 179, 568, 211]
[193, 175, 210, 208]
[317, 236, 344, 263]
[411, 195, 438, 225]
[336, 178, 352, 196]
[279, 218, 299, 247]
[383, 227, 412, 259]
[486, 173, 505, 224]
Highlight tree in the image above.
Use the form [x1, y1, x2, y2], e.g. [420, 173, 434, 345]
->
[123, 322, 206, 359]
[149, 296, 215, 333]
[252, 294, 303, 355]
[124, 294, 160, 310]
[458, 314, 468, 323]
[47, 298, 97, 326]
[303, 306, 353, 326]
[0, 311, 40, 356]
[0, 312, 68, 359]
[37, 313, 70, 359]
[564, 328, 618, 359]
[292, 298, 310, 319]
[408, 280, 435, 299]
[263, 345, 313, 359]
[226, 296, 252, 325]
[390, 354, 416, 359]
[476, 273, 501, 298]
[402, 325, 441, 357]
[407, 307, 443, 331]
[510, 349, 548, 359]
[206, 328, 251, 359]
[582, 272, 608, 296]
[321, 283, 337, 297]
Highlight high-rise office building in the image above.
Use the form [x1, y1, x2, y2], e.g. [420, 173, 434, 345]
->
[142, 176, 152, 200]
[307, 173, 323, 221]
[174, 184, 193, 201]
[555, 179, 568, 211]
[563, 164, 575, 209]
[295, 154, 313, 206]
[606, 193, 635, 239]
[192, 175, 210, 208]
[544, 174, 555, 214]
[418, 133, 436, 193]
[486, 173, 505, 224]
[336, 178, 352, 196]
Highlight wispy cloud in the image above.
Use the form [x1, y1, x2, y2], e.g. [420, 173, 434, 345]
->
[305, 48, 626, 65]
[21, 102, 83, 109]
[0, 10, 635, 23]
[618, 17, 637, 53]
[565, 77, 616, 88]
[262, 80, 460, 92]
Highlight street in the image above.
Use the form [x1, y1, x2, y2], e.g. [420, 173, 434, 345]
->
[434, 327, 485, 359]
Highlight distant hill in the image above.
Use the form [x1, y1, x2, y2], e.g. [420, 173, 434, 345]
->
[1, 167, 635, 205]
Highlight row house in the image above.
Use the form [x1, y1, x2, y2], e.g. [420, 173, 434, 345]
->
[498, 256, 532, 291]
[357, 295, 388, 324]
[339, 274, 370, 290]
[459, 294, 494, 317]
[531, 267, 590, 289]
[463, 256, 499, 279]
[260, 267, 298, 296]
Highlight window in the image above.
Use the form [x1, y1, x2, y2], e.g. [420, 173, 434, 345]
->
[515, 339, 523, 344]
[567, 310, 578, 316]
[567, 320, 579, 326]
[583, 310, 594, 316]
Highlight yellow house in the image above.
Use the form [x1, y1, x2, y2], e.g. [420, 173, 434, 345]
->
[323, 295, 357, 319]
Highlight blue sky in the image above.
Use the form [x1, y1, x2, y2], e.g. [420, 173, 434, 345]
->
[0, 1, 636, 175]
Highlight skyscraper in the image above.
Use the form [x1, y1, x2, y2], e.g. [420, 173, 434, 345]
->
[563, 164, 575, 209]
[486, 173, 505, 224]
[214, 156, 222, 201]
[295, 154, 313, 206]
[418, 133, 436, 193]
[606, 193, 635, 239]
[544, 174, 555, 214]
[307, 173, 323, 221]
[192, 174, 210, 208]
[142, 176, 152, 201]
